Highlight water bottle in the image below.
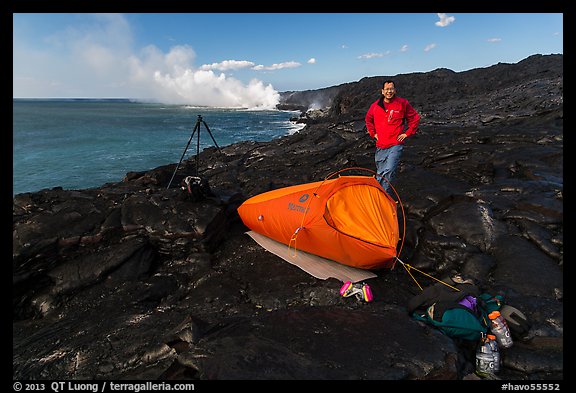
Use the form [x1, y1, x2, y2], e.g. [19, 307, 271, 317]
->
[475, 336, 495, 377]
[487, 334, 501, 373]
[489, 311, 513, 348]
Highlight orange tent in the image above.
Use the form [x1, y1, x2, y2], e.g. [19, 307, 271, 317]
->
[237, 170, 400, 270]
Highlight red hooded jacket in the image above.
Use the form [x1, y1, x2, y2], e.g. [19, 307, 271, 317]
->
[365, 95, 420, 149]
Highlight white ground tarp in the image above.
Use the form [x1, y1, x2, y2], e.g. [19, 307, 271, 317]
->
[246, 231, 377, 283]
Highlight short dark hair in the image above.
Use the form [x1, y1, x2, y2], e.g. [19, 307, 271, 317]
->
[382, 80, 395, 88]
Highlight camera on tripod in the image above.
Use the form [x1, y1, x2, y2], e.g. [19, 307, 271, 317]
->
[167, 114, 222, 197]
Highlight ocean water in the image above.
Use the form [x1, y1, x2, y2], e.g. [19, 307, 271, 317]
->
[13, 99, 304, 195]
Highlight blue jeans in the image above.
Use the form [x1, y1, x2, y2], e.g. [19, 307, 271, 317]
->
[375, 144, 403, 193]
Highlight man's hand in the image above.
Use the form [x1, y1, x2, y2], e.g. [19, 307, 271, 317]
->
[397, 133, 407, 142]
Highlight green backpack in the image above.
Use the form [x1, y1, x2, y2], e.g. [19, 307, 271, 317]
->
[408, 282, 503, 341]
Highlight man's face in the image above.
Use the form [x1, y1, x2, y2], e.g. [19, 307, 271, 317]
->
[382, 83, 396, 100]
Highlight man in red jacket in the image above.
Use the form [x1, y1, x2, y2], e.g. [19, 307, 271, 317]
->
[365, 80, 420, 194]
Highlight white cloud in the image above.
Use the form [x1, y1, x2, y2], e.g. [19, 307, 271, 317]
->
[14, 13, 137, 97]
[252, 61, 301, 71]
[487, 38, 502, 43]
[424, 43, 437, 52]
[307, 58, 316, 64]
[400, 45, 409, 52]
[357, 52, 390, 59]
[435, 13, 455, 27]
[199, 60, 256, 71]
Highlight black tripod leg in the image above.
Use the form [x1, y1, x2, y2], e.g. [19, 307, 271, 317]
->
[193, 119, 222, 177]
[167, 120, 199, 189]
[202, 120, 222, 153]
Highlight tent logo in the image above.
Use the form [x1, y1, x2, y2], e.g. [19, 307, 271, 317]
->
[287, 194, 310, 213]
[288, 202, 309, 213]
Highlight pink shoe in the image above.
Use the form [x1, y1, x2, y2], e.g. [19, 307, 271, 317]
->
[362, 283, 374, 302]
[340, 281, 354, 297]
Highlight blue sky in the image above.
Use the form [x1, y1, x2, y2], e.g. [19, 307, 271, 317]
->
[13, 13, 563, 108]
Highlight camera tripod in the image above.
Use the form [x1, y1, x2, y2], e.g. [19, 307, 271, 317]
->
[167, 114, 222, 189]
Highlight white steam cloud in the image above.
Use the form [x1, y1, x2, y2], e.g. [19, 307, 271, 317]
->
[13, 14, 283, 108]
[125, 45, 280, 108]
